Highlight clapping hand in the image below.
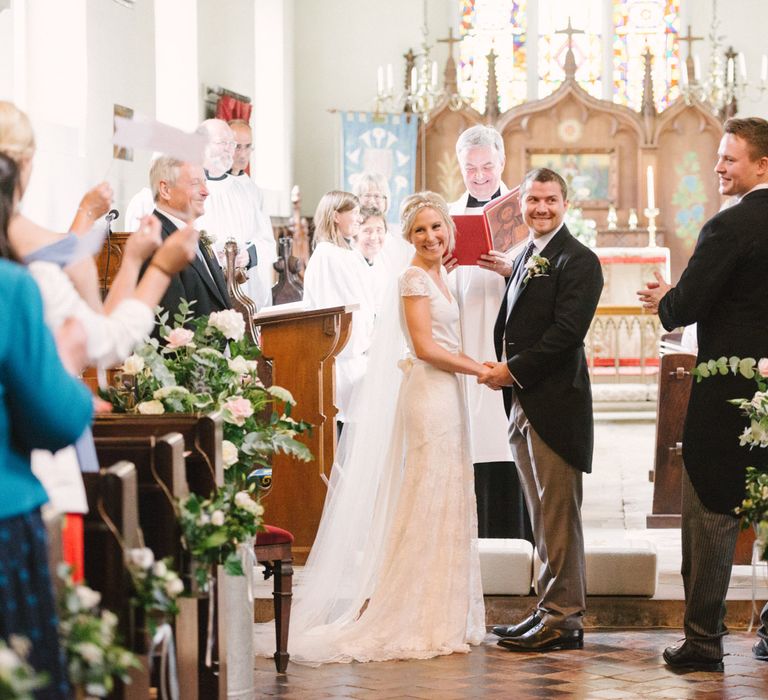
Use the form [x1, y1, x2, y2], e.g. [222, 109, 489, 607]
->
[124, 215, 162, 263]
[636, 271, 671, 314]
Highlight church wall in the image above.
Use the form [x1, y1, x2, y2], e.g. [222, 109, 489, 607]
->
[292, 0, 454, 215]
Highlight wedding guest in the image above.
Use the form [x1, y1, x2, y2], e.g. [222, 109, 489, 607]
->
[481, 168, 603, 652]
[638, 117, 768, 671]
[0, 151, 94, 700]
[447, 125, 530, 541]
[303, 191, 374, 429]
[353, 206, 386, 265]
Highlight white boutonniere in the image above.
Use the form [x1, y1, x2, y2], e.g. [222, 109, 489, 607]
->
[522, 254, 550, 286]
[199, 229, 217, 250]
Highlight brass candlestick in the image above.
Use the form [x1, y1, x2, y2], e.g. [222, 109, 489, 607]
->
[644, 207, 659, 247]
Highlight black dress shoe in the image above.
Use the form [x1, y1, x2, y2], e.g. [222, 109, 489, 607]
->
[753, 638, 768, 661]
[662, 641, 723, 672]
[497, 621, 583, 652]
[492, 613, 541, 639]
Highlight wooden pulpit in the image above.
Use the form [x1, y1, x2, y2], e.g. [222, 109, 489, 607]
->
[255, 304, 354, 564]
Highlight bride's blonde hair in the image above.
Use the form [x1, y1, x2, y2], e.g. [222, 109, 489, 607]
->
[0, 101, 36, 164]
[400, 191, 456, 253]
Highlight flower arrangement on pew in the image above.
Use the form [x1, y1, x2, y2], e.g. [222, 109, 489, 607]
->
[125, 548, 184, 633]
[101, 301, 312, 584]
[57, 565, 139, 699]
[693, 355, 768, 559]
[0, 635, 49, 699]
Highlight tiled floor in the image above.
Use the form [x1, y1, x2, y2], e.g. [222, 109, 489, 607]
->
[254, 630, 768, 699]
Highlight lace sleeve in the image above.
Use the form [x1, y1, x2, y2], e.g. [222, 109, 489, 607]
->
[399, 267, 430, 297]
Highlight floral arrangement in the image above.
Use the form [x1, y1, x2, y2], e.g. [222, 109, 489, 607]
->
[199, 229, 217, 250]
[179, 488, 264, 590]
[0, 636, 49, 699]
[523, 254, 550, 286]
[125, 548, 183, 632]
[692, 355, 768, 558]
[57, 565, 139, 699]
[101, 302, 311, 583]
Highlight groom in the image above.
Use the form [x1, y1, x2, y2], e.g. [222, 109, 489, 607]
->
[479, 168, 603, 651]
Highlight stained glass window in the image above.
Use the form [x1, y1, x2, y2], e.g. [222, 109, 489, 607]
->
[613, 0, 682, 111]
[458, 0, 527, 113]
[538, 2, 603, 99]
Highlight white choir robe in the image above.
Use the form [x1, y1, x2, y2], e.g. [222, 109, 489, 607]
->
[304, 242, 376, 423]
[200, 174, 276, 309]
[448, 188, 513, 464]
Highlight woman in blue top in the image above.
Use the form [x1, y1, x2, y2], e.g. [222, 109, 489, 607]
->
[0, 153, 93, 698]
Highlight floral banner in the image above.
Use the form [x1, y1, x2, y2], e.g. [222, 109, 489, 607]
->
[340, 111, 417, 224]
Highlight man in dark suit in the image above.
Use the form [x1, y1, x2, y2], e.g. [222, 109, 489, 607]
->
[147, 156, 232, 320]
[479, 168, 603, 652]
[638, 117, 768, 671]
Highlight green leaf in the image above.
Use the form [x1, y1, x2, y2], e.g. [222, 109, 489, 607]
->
[696, 362, 711, 378]
[199, 531, 229, 550]
[223, 554, 244, 577]
[272, 433, 313, 461]
[267, 385, 296, 405]
[738, 357, 757, 379]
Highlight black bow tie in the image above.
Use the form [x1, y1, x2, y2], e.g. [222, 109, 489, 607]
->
[466, 188, 502, 209]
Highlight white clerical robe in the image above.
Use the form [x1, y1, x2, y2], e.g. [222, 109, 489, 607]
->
[304, 242, 376, 423]
[448, 188, 513, 464]
[200, 174, 276, 309]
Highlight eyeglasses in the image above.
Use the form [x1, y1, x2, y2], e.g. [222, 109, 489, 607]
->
[235, 143, 254, 152]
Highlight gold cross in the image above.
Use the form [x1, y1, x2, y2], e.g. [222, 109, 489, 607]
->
[437, 27, 461, 54]
[555, 17, 585, 52]
[678, 24, 703, 57]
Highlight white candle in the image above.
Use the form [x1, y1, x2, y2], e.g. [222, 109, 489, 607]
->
[647, 165, 655, 211]
[762, 54, 767, 83]
[727, 57, 735, 85]
[681, 61, 689, 87]
[410, 66, 418, 94]
[377, 66, 384, 96]
[693, 55, 701, 82]
[739, 52, 747, 80]
[386, 63, 393, 92]
[431, 60, 438, 89]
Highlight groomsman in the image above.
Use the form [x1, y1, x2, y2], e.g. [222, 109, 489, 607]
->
[638, 117, 768, 671]
[479, 168, 603, 651]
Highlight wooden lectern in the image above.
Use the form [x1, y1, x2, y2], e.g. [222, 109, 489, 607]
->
[256, 304, 354, 564]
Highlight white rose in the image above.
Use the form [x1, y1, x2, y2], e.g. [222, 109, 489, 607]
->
[121, 354, 145, 375]
[0, 647, 20, 671]
[211, 509, 225, 527]
[165, 577, 184, 597]
[199, 513, 211, 526]
[208, 310, 246, 341]
[137, 400, 165, 415]
[221, 440, 239, 467]
[227, 355, 250, 375]
[128, 547, 155, 570]
[153, 386, 189, 400]
[152, 560, 168, 578]
[76, 642, 104, 665]
[234, 491, 263, 516]
[75, 585, 102, 610]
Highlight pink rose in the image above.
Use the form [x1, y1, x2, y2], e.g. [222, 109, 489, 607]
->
[222, 397, 254, 426]
[758, 358, 768, 378]
[166, 327, 195, 349]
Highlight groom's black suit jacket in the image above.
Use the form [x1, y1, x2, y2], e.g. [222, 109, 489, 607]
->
[659, 188, 768, 514]
[148, 210, 232, 322]
[493, 225, 603, 473]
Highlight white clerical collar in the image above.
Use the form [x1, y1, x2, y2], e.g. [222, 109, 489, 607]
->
[739, 182, 768, 201]
[156, 208, 189, 231]
[528, 220, 564, 252]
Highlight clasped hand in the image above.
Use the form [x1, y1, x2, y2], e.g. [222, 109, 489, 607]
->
[477, 361, 514, 391]
[636, 270, 671, 313]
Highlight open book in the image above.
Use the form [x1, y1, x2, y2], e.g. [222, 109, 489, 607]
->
[451, 187, 528, 265]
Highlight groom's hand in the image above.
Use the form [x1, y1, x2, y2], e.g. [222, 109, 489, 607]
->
[478, 361, 515, 390]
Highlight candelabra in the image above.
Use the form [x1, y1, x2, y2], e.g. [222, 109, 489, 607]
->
[679, 1, 767, 115]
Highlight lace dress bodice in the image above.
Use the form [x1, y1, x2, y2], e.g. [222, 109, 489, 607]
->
[399, 266, 461, 357]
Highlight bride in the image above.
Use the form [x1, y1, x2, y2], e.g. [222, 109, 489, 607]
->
[254, 191, 487, 665]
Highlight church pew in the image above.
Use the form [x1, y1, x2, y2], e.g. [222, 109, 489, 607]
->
[92, 413, 227, 699]
[82, 462, 150, 700]
[646, 352, 695, 528]
[93, 432, 200, 700]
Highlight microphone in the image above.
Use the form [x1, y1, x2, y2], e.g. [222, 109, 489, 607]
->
[105, 209, 119, 223]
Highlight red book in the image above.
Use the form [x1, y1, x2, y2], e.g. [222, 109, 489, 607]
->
[482, 186, 528, 253]
[451, 214, 492, 266]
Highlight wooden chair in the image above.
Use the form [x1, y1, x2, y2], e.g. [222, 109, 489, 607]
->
[254, 525, 294, 673]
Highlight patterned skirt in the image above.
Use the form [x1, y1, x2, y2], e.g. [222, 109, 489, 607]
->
[0, 509, 69, 699]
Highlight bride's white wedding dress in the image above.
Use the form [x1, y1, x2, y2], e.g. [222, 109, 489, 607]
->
[254, 265, 485, 665]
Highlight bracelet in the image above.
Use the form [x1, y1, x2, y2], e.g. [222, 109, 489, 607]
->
[149, 260, 174, 277]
